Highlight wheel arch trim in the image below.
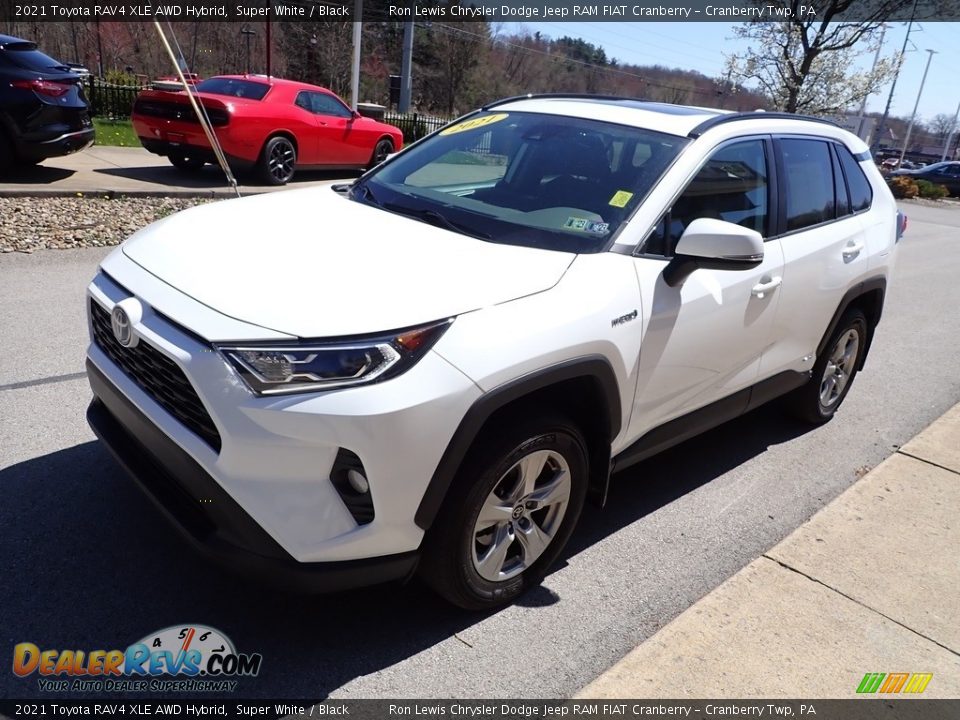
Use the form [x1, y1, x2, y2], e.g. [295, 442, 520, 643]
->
[816, 276, 886, 368]
[414, 355, 621, 530]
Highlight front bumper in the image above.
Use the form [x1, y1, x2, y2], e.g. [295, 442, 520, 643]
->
[86, 359, 419, 592]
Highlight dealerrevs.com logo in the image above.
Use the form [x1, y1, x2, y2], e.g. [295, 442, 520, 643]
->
[13, 625, 262, 693]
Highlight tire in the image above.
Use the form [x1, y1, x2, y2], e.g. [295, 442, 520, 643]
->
[419, 415, 589, 610]
[0, 131, 15, 174]
[369, 138, 394, 168]
[168, 152, 206, 172]
[258, 136, 296, 185]
[786, 308, 868, 424]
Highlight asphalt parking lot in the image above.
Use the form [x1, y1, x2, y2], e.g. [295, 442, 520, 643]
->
[1, 200, 959, 700]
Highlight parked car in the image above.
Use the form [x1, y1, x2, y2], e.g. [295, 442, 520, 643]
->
[131, 75, 403, 184]
[0, 34, 94, 171]
[65, 62, 91, 78]
[86, 97, 903, 609]
[891, 161, 960, 195]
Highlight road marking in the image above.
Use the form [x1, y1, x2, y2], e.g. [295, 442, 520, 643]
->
[0, 371, 87, 392]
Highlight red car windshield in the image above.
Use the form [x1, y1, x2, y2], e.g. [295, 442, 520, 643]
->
[195, 78, 270, 100]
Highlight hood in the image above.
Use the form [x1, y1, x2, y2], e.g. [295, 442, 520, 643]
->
[121, 187, 574, 338]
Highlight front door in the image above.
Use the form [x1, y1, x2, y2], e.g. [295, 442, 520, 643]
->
[628, 137, 784, 438]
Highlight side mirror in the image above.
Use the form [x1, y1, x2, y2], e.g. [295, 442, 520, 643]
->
[352, 110, 362, 120]
[662, 218, 764, 288]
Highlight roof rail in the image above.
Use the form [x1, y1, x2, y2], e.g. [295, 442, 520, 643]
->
[688, 111, 842, 138]
[483, 93, 650, 110]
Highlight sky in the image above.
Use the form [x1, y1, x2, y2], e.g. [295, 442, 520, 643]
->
[517, 21, 960, 124]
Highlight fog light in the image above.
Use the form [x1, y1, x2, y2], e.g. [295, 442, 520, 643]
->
[347, 469, 369, 494]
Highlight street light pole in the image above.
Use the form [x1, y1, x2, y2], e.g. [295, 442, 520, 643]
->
[350, 0, 362, 109]
[898, 48, 937, 168]
[941, 98, 960, 162]
[855, 24, 886, 142]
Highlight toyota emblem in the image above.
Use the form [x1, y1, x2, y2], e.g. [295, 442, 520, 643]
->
[111, 306, 135, 347]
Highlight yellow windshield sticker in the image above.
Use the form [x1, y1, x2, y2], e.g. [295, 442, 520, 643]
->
[440, 113, 509, 136]
[609, 190, 634, 208]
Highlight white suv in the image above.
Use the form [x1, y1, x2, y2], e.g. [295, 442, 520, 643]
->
[85, 96, 902, 609]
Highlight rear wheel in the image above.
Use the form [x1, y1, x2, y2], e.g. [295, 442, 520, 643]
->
[420, 415, 589, 610]
[369, 138, 394, 167]
[786, 309, 868, 424]
[168, 152, 206, 172]
[258, 136, 296, 185]
[0, 132, 15, 173]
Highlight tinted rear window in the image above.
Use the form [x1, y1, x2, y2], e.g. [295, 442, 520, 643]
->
[781, 139, 835, 232]
[1, 44, 70, 72]
[195, 78, 269, 100]
[836, 145, 873, 212]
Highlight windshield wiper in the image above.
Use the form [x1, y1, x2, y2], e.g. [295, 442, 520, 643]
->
[384, 203, 491, 240]
[350, 182, 381, 207]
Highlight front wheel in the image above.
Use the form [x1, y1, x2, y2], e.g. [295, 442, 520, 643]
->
[369, 138, 394, 167]
[420, 416, 589, 610]
[258, 136, 296, 185]
[786, 308, 868, 424]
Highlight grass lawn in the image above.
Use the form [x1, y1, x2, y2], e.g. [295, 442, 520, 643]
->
[92, 118, 141, 147]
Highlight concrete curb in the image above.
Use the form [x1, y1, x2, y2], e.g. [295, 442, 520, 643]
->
[0, 189, 254, 199]
[576, 402, 960, 699]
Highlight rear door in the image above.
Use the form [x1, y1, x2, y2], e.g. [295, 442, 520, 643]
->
[759, 137, 871, 378]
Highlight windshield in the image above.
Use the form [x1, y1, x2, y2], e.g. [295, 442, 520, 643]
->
[356, 111, 687, 253]
[195, 77, 270, 100]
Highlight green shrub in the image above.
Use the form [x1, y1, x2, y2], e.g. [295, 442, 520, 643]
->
[915, 179, 949, 200]
[887, 176, 919, 199]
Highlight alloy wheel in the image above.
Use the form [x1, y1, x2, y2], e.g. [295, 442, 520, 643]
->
[471, 449, 571, 582]
[820, 328, 860, 407]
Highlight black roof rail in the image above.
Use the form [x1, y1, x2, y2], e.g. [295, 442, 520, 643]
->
[688, 111, 842, 138]
[483, 93, 650, 110]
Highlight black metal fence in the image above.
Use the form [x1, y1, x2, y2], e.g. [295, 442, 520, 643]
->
[383, 111, 456, 144]
[83, 77, 457, 143]
[85, 78, 145, 119]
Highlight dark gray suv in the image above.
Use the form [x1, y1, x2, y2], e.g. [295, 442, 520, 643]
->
[0, 34, 94, 171]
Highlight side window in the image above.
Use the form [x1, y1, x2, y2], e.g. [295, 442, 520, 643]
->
[310, 92, 353, 118]
[836, 145, 873, 212]
[831, 145, 851, 218]
[643, 139, 769, 256]
[294, 91, 311, 112]
[781, 139, 835, 232]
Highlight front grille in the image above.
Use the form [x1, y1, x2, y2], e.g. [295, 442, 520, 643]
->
[91, 301, 222, 452]
[133, 99, 229, 126]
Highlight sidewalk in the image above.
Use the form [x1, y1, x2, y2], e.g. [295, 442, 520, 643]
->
[578, 403, 960, 699]
[0, 146, 354, 197]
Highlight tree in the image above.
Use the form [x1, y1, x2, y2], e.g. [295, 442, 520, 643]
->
[929, 113, 957, 139]
[723, 0, 910, 115]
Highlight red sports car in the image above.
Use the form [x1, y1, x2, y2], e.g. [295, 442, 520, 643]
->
[132, 75, 403, 185]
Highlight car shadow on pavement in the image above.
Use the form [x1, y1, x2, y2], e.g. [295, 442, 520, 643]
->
[0, 439, 485, 701]
[1, 165, 75, 184]
[94, 166, 362, 190]
[0, 402, 811, 700]
[565, 402, 814, 558]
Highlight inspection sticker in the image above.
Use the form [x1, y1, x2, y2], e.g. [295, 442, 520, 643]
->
[439, 113, 509, 135]
[564, 217, 609, 234]
[609, 190, 634, 208]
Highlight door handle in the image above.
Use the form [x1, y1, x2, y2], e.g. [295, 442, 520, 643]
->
[751, 276, 782, 298]
[842, 241, 865, 259]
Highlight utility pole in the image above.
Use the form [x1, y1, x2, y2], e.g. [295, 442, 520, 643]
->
[873, 0, 919, 155]
[941, 98, 960, 161]
[855, 24, 886, 143]
[399, 19, 414, 112]
[350, 0, 362, 109]
[898, 48, 937, 168]
[240, 27, 255, 74]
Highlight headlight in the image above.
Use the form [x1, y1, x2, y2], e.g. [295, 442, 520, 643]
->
[217, 319, 452, 396]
